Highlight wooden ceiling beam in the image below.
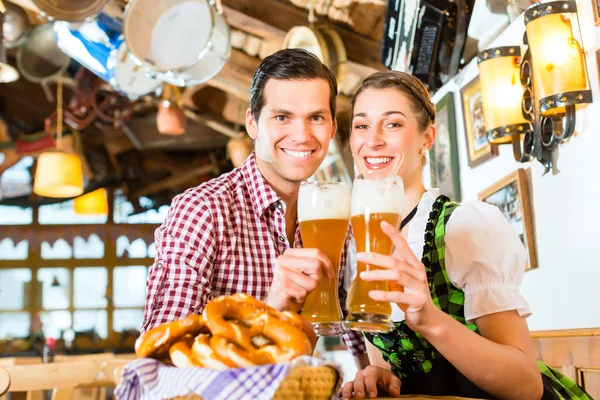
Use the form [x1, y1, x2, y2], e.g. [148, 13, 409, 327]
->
[221, 0, 385, 70]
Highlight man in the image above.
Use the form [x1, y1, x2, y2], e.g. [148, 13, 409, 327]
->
[142, 48, 368, 367]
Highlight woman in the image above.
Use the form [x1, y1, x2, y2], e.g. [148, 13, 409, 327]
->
[341, 71, 589, 400]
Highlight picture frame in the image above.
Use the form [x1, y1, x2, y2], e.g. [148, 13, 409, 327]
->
[593, 0, 600, 26]
[478, 168, 538, 271]
[460, 75, 498, 167]
[430, 91, 461, 202]
[597, 49, 600, 84]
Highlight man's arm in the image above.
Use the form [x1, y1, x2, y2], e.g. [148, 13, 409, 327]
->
[141, 198, 217, 333]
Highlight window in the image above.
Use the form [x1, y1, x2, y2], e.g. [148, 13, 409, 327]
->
[0, 157, 33, 225]
[74, 235, 104, 258]
[38, 268, 70, 310]
[0, 239, 28, 260]
[74, 267, 108, 308]
[113, 189, 169, 224]
[42, 239, 73, 260]
[0, 188, 157, 347]
[0, 269, 32, 310]
[0, 312, 30, 338]
[39, 200, 108, 224]
[116, 237, 154, 259]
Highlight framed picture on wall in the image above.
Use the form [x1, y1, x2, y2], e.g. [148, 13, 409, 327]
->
[593, 0, 600, 25]
[478, 168, 538, 271]
[460, 75, 498, 167]
[597, 49, 600, 83]
[431, 91, 461, 202]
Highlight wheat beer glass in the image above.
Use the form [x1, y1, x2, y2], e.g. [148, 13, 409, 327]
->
[345, 173, 404, 332]
[298, 181, 351, 336]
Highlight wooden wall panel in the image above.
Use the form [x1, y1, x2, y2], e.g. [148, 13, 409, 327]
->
[532, 328, 600, 398]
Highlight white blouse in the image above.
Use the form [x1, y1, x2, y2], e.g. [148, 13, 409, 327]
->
[344, 188, 532, 323]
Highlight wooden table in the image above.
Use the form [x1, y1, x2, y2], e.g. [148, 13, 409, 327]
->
[357, 396, 477, 399]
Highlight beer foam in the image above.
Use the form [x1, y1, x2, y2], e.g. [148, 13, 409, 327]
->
[297, 182, 351, 221]
[351, 176, 404, 217]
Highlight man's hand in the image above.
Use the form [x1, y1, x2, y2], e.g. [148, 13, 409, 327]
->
[266, 248, 334, 312]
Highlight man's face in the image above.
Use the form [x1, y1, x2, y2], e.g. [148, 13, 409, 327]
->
[246, 78, 337, 184]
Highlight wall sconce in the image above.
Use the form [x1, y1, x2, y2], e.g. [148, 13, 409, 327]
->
[477, 46, 532, 162]
[478, 1, 593, 174]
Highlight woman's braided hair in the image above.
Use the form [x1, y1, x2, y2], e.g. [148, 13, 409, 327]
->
[350, 71, 436, 131]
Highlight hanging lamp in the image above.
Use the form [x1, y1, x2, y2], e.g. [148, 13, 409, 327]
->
[33, 76, 84, 198]
[73, 188, 108, 214]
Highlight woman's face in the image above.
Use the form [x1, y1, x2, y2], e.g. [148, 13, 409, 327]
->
[350, 88, 434, 181]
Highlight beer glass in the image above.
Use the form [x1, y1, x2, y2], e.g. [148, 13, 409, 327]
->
[298, 181, 351, 336]
[345, 173, 404, 332]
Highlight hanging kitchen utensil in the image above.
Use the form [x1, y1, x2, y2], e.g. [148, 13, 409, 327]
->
[123, 0, 231, 87]
[2, 2, 31, 49]
[156, 84, 187, 135]
[0, 10, 19, 83]
[33, 0, 109, 22]
[16, 23, 70, 101]
[283, 2, 347, 88]
[54, 15, 161, 100]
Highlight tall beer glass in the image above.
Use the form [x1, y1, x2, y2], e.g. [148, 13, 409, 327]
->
[345, 174, 404, 332]
[298, 181, 351, 336]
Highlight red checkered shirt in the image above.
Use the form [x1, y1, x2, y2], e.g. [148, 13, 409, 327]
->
[142, 152, 366, 356]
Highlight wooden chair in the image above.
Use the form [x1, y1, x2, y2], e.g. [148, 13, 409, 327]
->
[2, 360, 100, 400]
[0, 368, 9, 397]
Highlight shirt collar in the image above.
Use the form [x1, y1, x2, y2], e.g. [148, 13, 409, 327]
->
[241, 152, 282, 216]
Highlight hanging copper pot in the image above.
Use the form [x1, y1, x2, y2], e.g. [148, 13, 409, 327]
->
[156, 84, 187, 136]
[227, 135, 253, 168]
[33, 0, 109, 22]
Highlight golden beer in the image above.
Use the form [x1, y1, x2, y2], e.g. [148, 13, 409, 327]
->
[347, 212, 400, 318]
[345, 175, 404, 333]
[298, 181, 350, 336]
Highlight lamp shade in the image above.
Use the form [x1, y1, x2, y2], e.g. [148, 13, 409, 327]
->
[73, 188, 108, 215]
[477, 46, 530, 145]
[524, 1, 592, 116]
[33, 152, 84, 198]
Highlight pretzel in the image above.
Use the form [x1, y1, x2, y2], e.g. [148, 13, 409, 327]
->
[135, 314, 208, 358]
[169, 334, 202, 368]
[140, 294, 318, 370]
[227, 293, 318, 350]
[191, 334, 230, 370]
[203, 295, 313, 360]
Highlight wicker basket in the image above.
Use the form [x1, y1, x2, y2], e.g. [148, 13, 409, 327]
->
[165, 365, 339, 400]
[272, 365, 339, 400]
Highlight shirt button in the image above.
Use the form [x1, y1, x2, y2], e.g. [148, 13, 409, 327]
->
[276, 202, 283, 211]
[156, 262, 163, 270]
[278, 235, 286, 243]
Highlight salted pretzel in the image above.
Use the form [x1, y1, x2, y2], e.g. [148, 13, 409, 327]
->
[203, 295, 313, 361]
[139, 294, 318, 370]
[192, 334, 230, 370]
[135, 314, 208, 358]
[169, 334, 202, 368]
[225, 293, 318, 350]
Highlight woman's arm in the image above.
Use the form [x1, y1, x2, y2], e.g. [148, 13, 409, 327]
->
[366, 339, 391, 370]
[359, 221, 543, 400]
[420, 308, 542, 400]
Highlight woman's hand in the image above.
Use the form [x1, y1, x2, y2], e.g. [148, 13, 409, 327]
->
[340, 365, 401, 399]
[356, 220, 442, 333]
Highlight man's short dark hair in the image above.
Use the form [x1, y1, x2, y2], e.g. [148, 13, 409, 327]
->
[249, 48, 338, 121]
